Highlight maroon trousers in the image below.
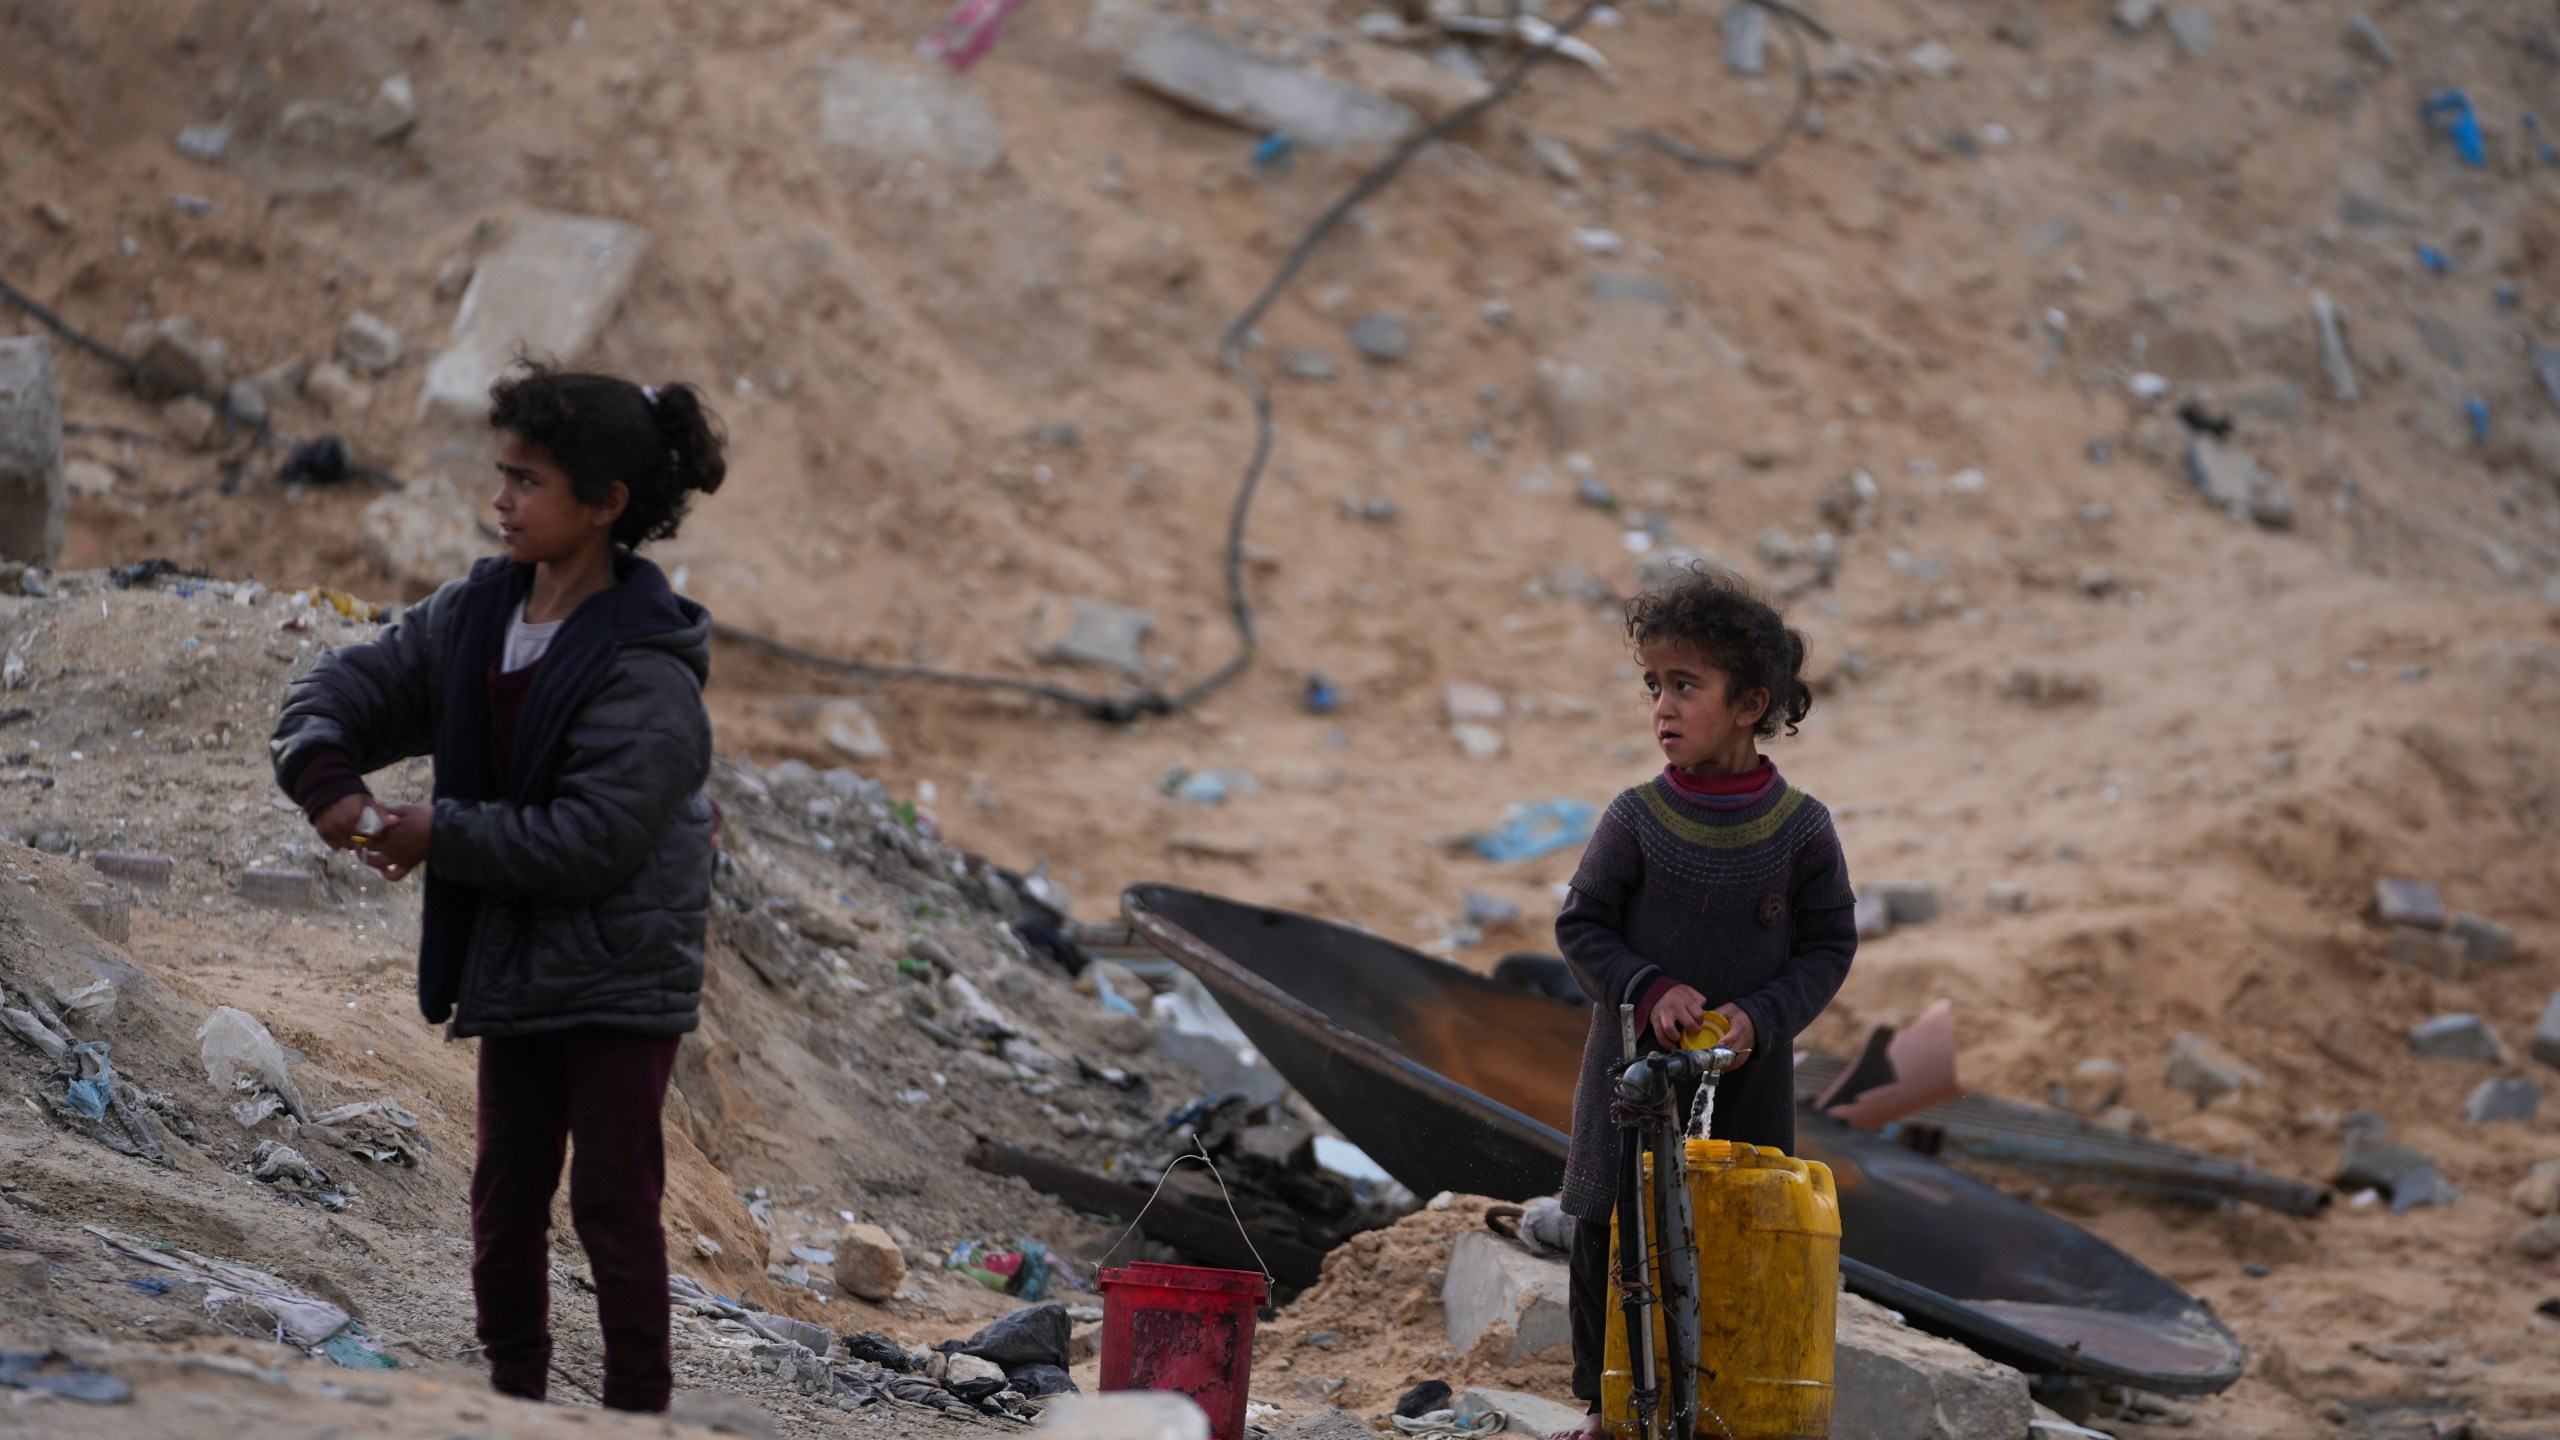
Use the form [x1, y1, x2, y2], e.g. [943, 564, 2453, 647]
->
[471, 1028, 682, 1412]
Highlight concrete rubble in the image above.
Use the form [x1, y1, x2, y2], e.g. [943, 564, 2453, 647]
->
[2464, 1077, 2541, 1126]
[2165, 1032, 2261, 1105]
[820, 57, 1006, 173]
[1112, 17, 1417, 148]
[2533, 992, 2560, 1070]
[0, 335, 64, 566]
[1441, 1228, 1570, 1361]
[2405, 1013, 2505, 1064]
[420, 212, 651, 427]
[1032, 596, 1156, 678]
[1833, 1291, 2033, 1440]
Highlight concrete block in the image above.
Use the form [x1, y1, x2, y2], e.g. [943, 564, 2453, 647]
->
[0, 336, 64, 566]
[2407, 1013, 2506, 1063]
[1864, 880, 1940, 926]
[238, 867, 321, 910]
[91, 852, 172, 888]
[2387, 924, 2468, 978]
[2465, 1077, 2541, 1126]
[1442, 1229, 1570, 1362]
[336, 312, 404, 376]
[1119, 21, 1416, 148]
[1032, 596, 1155, 678]
[2451, 912, 2517, 963]
[2532, 992, 2560, 1071]
[1041, 1393, 1209, 1440]
[2373, 877, 2446, 929]
[420, 213, 650, 427]
[820, 57, 1005, 173]
[2165, 1032, 2261, 1105]
[116, 317, 229, 401]
[71, 891, 130, 945]
[1455, 1388, 1584, 1437]
[1833, 1292, 2033, 1440]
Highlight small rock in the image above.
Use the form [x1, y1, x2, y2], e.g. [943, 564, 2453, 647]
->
[1902, 40, 1962, 78]
[2342, 12, 2396, 66]
[1302, 1331, 1339, 1351]
[1169, 831, 1261, 861]
[1444, 681, 1506, 725]
[335, 313, 404, 376]
[302, 361, 373, 419]
[1983, 883, 2030, 913]
[1833, 1292, 2033, 1440]
[2164, 7, 2216, 55]
[820, 698, 890, 763]
[1529, 135, 1582, 184]
[2389, 1167, 2459, 1212]
[175, 121, 233, 163]
[2510, 1160, 2560, 1215]
[117, 317, 229, 402]
[1278, 347, 1338, 381]
[1351, 313, 1411, 362]
[2165, 1032, 2262, 1105]
[161, 396, 224, 450]
[1570, 228, 1625, 256]
[1453, 724, 1505, 761]
[1028, 421, 1080, 450]
[669, 1390, 779, 1438]
[2373, 877, 2447, 929]
[2093, 1105, 2150, 1134]
[2514, 1216, 2560, 1260]
[1031, 596, 1155, 678]
[2388, 925, 2469, 979]
[2113, 0, 2161, 31]
[368, 74, 418, 144]
[2531, 992, 2560, 1070]
[360, 474, 482, 598]
[1863, 879, 1940, 927]
[1721, 1, 1769, 74]
[435, 256, 476, 301]
[2312, 291, 2359, 403]
[2185, 439, 2292, 529]
[63, 459, 119, 498]
[2451, 912, 2516, 964]
[2407, 1014, 2506, 1064]
[0, 1252, 47, 1300]
[2064, 1058, 2125, 1115]
[832, 1222, 907, 1302]
[1853, 888, 1892, 940]
[222, 380, 268, 430]
[2467, 1077, 2542, 1126]
[947, 1352, 1006, 1391]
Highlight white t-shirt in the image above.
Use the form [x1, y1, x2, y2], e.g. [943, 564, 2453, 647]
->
[502, 600, 565, 673]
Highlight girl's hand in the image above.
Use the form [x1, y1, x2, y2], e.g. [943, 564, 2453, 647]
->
[1649, 983, 1709, 1049]
[312, 794, 371, 852]
[361, 804, 433, 883]
[1715, 1004, 1756, 1066]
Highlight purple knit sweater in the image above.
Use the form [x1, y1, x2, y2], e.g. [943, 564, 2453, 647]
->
[1553, 766, 1857, 1220]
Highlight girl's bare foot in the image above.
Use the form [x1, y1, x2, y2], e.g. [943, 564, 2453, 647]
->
[1546, 1413, 1603, 1440]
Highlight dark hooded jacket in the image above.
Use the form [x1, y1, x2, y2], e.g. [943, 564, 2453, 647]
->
[270, 551, 715, 1038]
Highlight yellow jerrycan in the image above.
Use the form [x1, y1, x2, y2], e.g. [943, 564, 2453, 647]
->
[1600, 1040, 1842, 1440]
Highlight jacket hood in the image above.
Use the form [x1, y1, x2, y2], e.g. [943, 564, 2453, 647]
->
[460, 550, 709, 684]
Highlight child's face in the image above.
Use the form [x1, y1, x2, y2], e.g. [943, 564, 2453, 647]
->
[1638, 637, 1770, 772]
[491, 433, 625, 565]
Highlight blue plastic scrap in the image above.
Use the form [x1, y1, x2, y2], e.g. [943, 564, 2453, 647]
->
[1470, 798, 1598, 862]
[2465, 397, 2491, 444]
[2424, 91, 2486, 167]
[1253, 132, 1296, 173]
[63, 1042, 113, 1121]
[2527, 112, 2559, 165]
[2416, 243, 2451, 274]
[1303, 673, 1340, 714]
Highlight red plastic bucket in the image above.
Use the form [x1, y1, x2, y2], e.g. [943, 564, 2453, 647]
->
[1097, 1262, 1269, 1440]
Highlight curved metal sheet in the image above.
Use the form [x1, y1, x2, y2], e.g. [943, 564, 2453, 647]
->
[1123, 883, 2245, 1397]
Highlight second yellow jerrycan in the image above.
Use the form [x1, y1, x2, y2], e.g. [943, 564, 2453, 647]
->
[1600, 1140, 1842, 1440]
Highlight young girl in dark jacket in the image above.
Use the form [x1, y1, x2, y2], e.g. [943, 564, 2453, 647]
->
[271, 364, 726, 1413]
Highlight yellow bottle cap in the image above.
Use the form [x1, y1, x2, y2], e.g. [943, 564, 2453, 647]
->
[1681, 1008, 1732, 1050]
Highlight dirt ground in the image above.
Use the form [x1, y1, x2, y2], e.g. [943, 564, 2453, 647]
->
[6, 0, 2560, 1434]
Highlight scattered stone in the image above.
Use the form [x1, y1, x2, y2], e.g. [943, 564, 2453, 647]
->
[2064, 1058, 2125, 1115]
[92, 852, 172, 888]
[161, 396, 224, 450]
[302, 361, 372, 420]
[2531, 993, 2560, 1070]
[1833, 1291, 2033, 1440]
[669, 1390, 780, 1438]
[946, 1352, 1006, 1393]
[1722, 2, 1769, 74]
[222, 380, 268, 431]
[1302, 1331, 1339, 1351]
[1452, 724, 1505, 761]
[420, 213, 650, 428]
[2343, 13, 2397, 66]
[833, 1222, 908, 1302]
[2388, 1167, 2459, 1212]
[63, 458, 119, 498]
[1983, 883, 2030, 913]
[360, 474, 484, 598]
[238, 868, 321, 910]
[2334, 1127, 2433, 1193]
[2113, 0, 2161, 32]
[2165, 1032, 2262, 1105]
[2373, 877, 2447, 929]
[1902, 41, 1962, 79]
[71, 891, 131, 945]
[1168, 831, 1262, 861]
[2185, 439, 2293, 529]
[2005, 667, 2100, 707]
[1864, 880, 1940, 927]
[1853, 888, 1892, 940]
[819, 698, 890, 763]
[246, 357, 312, 409]
[1443, 1229, 1570, 1362]
[1031, 596, 1156, 679]
[335, 313, 404, 376]
[1570, 228, 1625, 257]
[1343, 43, 1492, 122]
[2467, 1078, 2542, 1126]
[2451, 913, 2516, 964]
[820, 56, 1006, 172]
[1351, 313, 1412, 363]
[1278, 347, 1338, 381]
[175, 121, 233, 163]
[1042, 1394, 1210, 1440]
[2311, 291, 2359, 403]
[2388, 925, 2469, 979]
[2515, 1216, 2560, 1260]
[1455, 1388, 1585, 1438]
[1587, 272, 1675, 306]
[29, 199, 71, 233]
[1529, 135, 1582, 184]
[2511, 1161, 2560, 1215]
[1117, 21, 1416, 148]
[116, 317, 228, 402]
[0, 335, 65, 566]
[2407, 1014, 2506, 1064]
[2165, 7, 2216, 56]
[0, 1252, 48, 1300]
[1444, 681, 1506, 725]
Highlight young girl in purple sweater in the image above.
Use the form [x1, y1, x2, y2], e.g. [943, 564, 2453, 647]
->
[1550, 567, 1858, 1437]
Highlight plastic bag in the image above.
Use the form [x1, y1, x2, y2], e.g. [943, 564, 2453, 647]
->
[1468, 798, 1597, 862]
[197, 1006, 310, 1124]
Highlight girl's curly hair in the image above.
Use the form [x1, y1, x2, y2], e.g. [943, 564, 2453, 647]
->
[1624, 565, 1813, 739]
[487, 361, 727, 549]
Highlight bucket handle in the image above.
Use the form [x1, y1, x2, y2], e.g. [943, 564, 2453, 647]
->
[1098, 1138, 1274, 1286]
